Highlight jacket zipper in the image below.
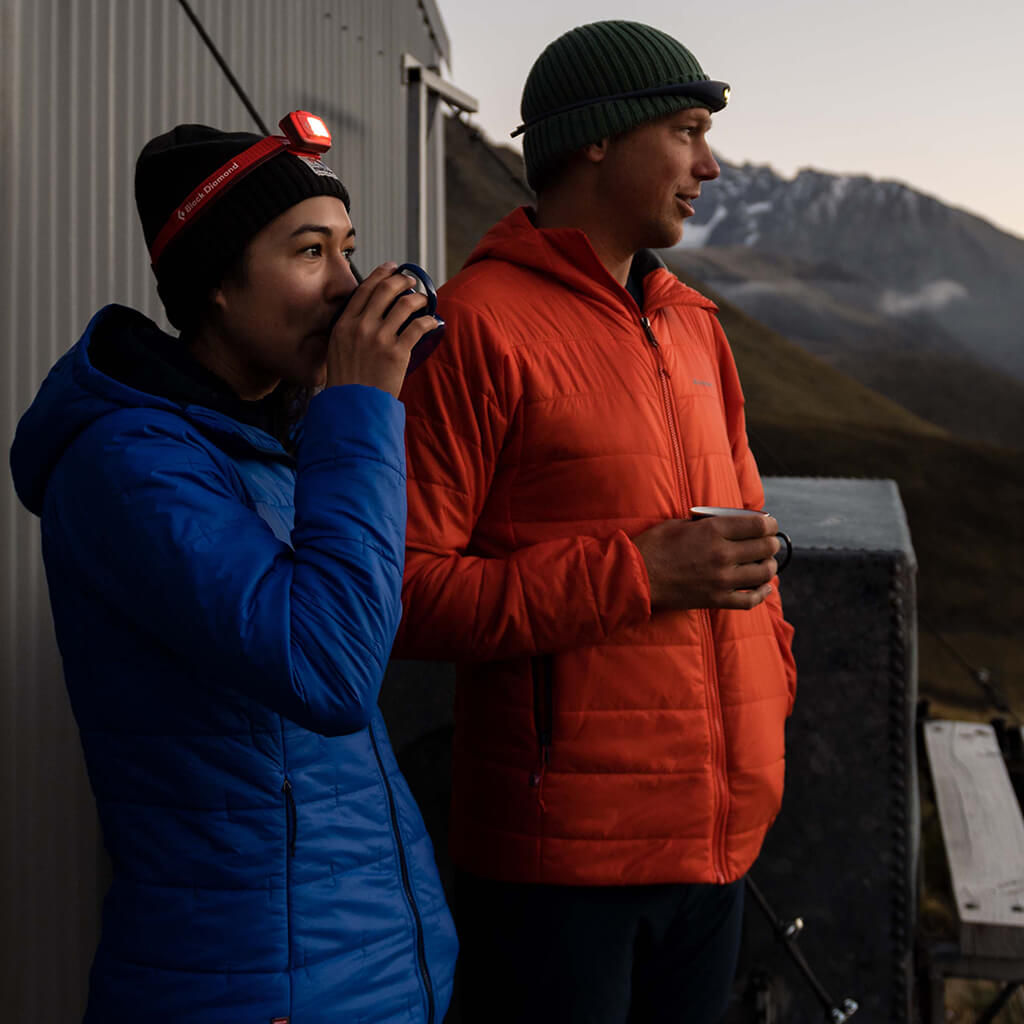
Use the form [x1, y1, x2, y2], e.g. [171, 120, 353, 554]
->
[280, 712, 295, 1011]
[281, 775, 297, 985]
[530, 655, 554, 788]
[369, 721, 435, 1024]
[282, 778, 297, 858]
[640, 317, 685, 519]
[640, 315, 730, 883]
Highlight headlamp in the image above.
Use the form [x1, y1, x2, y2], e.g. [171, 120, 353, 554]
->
[510, 80, 730, 139]
[279, 110, 332, 155]
[149, 110, 334, 266]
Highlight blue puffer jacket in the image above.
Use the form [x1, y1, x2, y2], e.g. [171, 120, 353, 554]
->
[9, 305, 457, 1023]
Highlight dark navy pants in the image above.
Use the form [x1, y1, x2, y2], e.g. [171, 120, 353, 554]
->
[453, 870, 745, 1024]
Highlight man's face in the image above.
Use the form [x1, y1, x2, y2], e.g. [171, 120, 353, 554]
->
[209, 195, 358, 398]
[593, 106, 720, 252]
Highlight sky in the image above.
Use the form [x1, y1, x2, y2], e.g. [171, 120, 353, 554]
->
[435, 0, 1024, 241]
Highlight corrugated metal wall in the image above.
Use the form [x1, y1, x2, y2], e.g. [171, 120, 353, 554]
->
[0, 1, 451, 1017]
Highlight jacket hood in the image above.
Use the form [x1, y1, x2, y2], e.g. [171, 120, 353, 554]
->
[461, 206, 717, 317]
[10, 304, 287, 516]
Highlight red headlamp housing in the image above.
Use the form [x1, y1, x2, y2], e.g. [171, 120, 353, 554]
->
[279, 110, 332, 155]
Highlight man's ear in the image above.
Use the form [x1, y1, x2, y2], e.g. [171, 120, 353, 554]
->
[582, 138, 610, 164]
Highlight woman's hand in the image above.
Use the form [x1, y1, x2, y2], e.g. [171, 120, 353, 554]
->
[325, 263, 441, 398]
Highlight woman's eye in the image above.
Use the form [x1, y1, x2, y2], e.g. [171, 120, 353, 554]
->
[301, 244, 322, 257]
[344, 248, 357, 262]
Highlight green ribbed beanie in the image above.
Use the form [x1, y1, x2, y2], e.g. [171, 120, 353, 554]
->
[520, 21, 722, 192]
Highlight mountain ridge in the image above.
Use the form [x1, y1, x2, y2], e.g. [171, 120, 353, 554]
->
[678, 157, 1024, 386]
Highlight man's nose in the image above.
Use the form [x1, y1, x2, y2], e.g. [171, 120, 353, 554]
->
[696, 142, 720, 182]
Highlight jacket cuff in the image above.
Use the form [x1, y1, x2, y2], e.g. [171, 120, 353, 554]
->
[300, 385, 406, 474]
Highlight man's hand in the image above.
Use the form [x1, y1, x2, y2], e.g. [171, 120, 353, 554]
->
[326, 263, 440, 398]
[633, 514, 783, 611]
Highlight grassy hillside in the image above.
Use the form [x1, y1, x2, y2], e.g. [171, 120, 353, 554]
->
[443, 115, 1024, 719]
[445, 117, 533, 275]
[666, 246, 1024, 449]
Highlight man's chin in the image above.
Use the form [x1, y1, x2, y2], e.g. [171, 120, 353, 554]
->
[649, 223, 685, 250]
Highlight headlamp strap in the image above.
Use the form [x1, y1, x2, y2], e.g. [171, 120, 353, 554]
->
[149, 134, 288, 266]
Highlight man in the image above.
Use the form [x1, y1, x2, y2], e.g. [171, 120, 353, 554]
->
[10, 114, 456, 1022]
[395, 21, 796, 1024]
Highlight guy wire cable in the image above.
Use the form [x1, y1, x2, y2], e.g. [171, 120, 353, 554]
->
[919, 613, 1020, 725]
[176, 0, 271, 135]
[745, 875, 859, 1022]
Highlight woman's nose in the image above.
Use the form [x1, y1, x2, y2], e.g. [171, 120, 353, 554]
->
[330, 256, 359, 299]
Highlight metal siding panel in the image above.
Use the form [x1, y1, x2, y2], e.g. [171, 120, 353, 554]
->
[415, 0, 451, 64]
[1, 1, 447, 1016]
[1, 0, 105, 1013]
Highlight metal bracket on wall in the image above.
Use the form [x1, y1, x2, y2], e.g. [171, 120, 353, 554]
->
[402, 55, 479, 112]
[402, 54, 478, 277]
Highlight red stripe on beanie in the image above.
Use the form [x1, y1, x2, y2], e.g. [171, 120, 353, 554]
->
[149, 135, 288, 266]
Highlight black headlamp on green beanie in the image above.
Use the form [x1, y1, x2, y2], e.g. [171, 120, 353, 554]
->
[517, 20, 729, 192]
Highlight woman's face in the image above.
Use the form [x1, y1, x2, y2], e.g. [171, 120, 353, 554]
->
[200, 195, 358, 400]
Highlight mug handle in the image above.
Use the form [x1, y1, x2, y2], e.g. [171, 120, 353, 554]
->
[775, 531, 793, 574]
[395, 262, 439, 316]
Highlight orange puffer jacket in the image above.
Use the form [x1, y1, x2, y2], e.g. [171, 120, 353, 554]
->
[396, 207, 796, 886]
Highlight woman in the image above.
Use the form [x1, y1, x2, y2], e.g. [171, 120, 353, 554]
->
[9, 113, 457, 1023]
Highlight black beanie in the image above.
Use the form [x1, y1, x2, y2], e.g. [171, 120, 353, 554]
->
[520, 21, 724, 192]
[135, 124, 351, 332]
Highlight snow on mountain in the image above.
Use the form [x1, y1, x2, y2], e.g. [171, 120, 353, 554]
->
[880, 280, 969, 317]
[677, 158, 1024, 381]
